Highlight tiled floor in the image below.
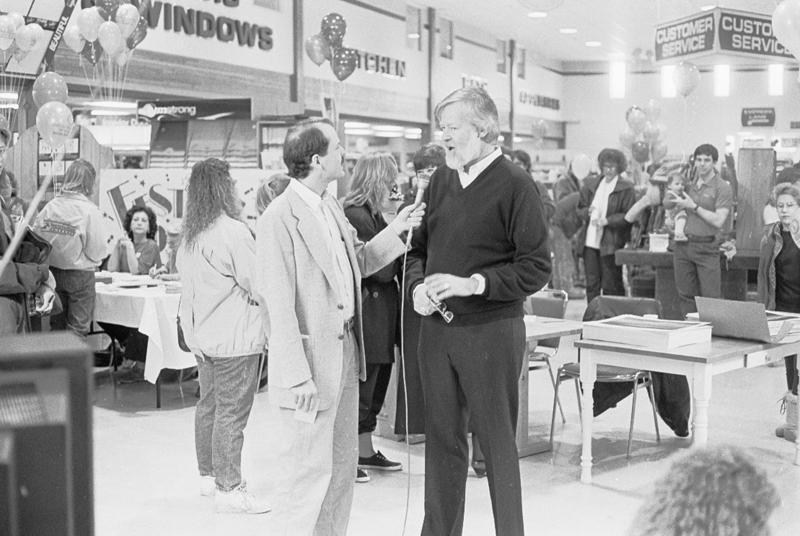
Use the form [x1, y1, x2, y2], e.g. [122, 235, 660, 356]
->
[92, 298, 800, 535]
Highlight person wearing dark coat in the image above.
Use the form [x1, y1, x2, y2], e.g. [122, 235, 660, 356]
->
[343, 152, 404, 482]
[577, 149, 636, 304]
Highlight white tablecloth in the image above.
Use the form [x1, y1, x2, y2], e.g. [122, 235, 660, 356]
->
[94, 284, 196, 383]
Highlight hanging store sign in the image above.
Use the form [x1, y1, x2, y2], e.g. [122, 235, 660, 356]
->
[654, 8, 794, 62]
[718, 10, 793, 59]
[654, 12, 715, 61]
[741, 108, 776, 127]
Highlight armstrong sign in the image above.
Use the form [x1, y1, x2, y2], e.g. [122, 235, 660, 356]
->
[137, 99, 251, 121]
[654, 7, 793, 61]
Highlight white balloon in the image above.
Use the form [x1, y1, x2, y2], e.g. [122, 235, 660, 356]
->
[0, 16, 15, 51]
[570, 153, 592, 180]
[98, 21, 124, 55]
[63, 25, 85, 54]
[7, 12, 25, 31]
[114, 4, 140, 39]
[14, 23, 42, 52]
[77, 7, 104, 42]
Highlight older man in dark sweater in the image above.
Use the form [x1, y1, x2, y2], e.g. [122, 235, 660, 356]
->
[406, 87, 551, 536]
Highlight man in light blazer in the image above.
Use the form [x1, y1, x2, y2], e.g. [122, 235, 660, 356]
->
[255, 118, 424, 535]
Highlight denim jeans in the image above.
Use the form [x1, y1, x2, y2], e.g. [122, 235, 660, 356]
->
[49, 268, 96, 336]
[195, 353, 259, 491]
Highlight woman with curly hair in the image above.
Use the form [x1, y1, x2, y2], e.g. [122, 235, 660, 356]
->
[757, 182, 800, 442]
[177, 158, 268, 514]
[629, 445, 779, 536]
[343, 152, 403, 482]
[107, 205, 162, 274]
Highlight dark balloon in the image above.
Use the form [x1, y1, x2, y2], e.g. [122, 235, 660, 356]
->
[632, 141, 650, 163]
[80, 40, 104, 65]
[321, 13, 346, 48]
[97, 0, 122, 17]
[126, 15, 147, 49]
[330, 47, 357, 81]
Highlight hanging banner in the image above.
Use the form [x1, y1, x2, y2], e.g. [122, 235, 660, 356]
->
[654, 12, 716, 61]
[717, 9, 794, 59]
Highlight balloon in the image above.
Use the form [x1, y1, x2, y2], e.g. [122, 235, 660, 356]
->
[632, 141, 650, 163]
[321, 13, 346, 48]
[643, 122, 661, 143]
[6, 12, 25, 31]
[673, 61, 700, 97]
[114, 4, 140, 38]
[773, 0, 800, 60]
[78, 7, 104, 42]
[63, 25, 85, 53]
[115, 47, 132, 66]
[571, 153, 592, 180]
[305, 33, 330, 66]
[619, 127, 636, 147]
[80, 41, 104, 65]
[531, 118, 547, 139]
[644, 99, 661, 121]
[651, 141, 668, 162]
[626, 106, 647, 133]
[32, 72, 69, 108]
[15, 23, 44, 51]
[330, 47, 357, 81]
[126, 16, 148, 49]
[97, 0, 122, 17]
[98, 21, 124, 55]
[0, 16, 15, 51]
[36, 101, 74, 150]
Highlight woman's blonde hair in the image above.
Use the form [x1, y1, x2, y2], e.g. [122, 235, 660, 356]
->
[60, 159, 96, 195]
[343, 152, 397, 213]
[770, 182, 800, 206]
[182, 158, 241, 248]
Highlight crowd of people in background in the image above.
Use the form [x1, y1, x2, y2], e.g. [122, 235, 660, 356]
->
[2, 86, 798, 534]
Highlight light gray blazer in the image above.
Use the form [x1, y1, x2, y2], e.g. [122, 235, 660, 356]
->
[255, 187, 406, 410]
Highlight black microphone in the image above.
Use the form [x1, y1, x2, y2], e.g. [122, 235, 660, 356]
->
[405, 173, 431, 247]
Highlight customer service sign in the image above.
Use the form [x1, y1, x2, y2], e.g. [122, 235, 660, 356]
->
[655, 8, 794, 61]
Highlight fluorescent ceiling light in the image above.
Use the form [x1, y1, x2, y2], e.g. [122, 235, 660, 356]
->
[527, 12, 547, 18]
[714, 64, 730, 97]
[91, 110, 134, 116]
[0, 103, 19, 109]
[661, 65, 677, 98]
[768, 64, 784, 96]
[585, 41, 602, 47]
[407, 33, 420, 38]
[0, 92, 18, 100]
[699, 4, 716, 11]
[373, 125, 404, 131]
[609, 61, 626, 99]
[344, 121, 370, 129]
[344, 129, 373, 136]
[374, 132, 403, 138]
[559, 28, 577, 34]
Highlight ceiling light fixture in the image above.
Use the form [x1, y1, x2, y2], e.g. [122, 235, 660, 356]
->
[699, 4, 716, 11]
[559, 28, 577, 34]
[585, 41, 602, 47]
[527, 11, 547, 18]
[0, 91, 18, 100]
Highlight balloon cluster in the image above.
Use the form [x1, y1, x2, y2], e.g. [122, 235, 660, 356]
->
[773, 0, 800, 75]
[63, 2, 147, 68]
[619, 100, 667, 164]
[32, 72, 73, 150]
[305, 13, 358, 82]
[0, 12, 46, 58]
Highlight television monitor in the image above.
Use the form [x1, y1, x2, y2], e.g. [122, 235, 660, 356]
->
[0, 332, 93, 536]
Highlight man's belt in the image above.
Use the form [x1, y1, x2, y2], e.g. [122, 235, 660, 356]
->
[686, 234, 715, 243]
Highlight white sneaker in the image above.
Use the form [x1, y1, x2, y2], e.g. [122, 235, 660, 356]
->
[214, 484, 270, 514]
[200, 475, 216, 497]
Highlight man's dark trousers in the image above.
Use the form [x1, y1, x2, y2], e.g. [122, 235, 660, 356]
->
[419, 315, 526, 536]
[673, 240, 721, 317]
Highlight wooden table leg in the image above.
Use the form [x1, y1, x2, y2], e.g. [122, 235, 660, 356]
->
[580, 350, 597, 484]
[691, 364, 712, 447]
[516, 339, 550, 457]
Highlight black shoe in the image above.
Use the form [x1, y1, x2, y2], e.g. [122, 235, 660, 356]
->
[471, 459, 486, 478]
[355, 468, 370, 483]
[358, 451, 402, 471]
